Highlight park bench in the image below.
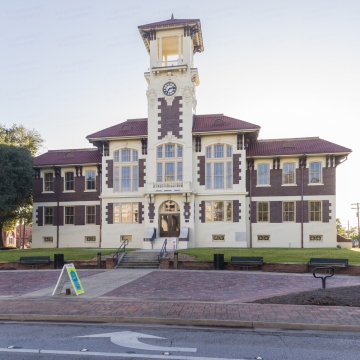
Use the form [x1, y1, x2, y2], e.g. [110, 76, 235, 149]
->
[229, 256, 263, 270]
[19, 256, 51, 269]
[307, 258, 348, 270]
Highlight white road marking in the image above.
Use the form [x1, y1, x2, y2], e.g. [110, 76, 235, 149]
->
[0, 348, 245, 359]
[77, 331, 197, 352]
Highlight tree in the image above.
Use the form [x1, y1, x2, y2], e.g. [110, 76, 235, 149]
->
[336, 218, 347, 236]
[0, 124, 43, 157]
[0, 145, 33, 247]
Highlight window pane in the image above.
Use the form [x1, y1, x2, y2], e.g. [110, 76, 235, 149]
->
[205, 202, 212, 222]
[226, 201, 232, 221]
[86, 206, 96, 224]
[122, 149, 131, 162]
[114, 151, 119, 162]
[133, 166, 138, 191]
[121, 203, 131, 223]
[121, 167, 131, 191]
[206, 147, 211, 159]
[310, 162, 321, 183]
[206, 163, 211, 189]
[133, 203, 139, 223]
[214, 163, 224, 189]
[310, 162, 321, 172]
[214, 201, 224, 221]
[165, 144, 175, 158]
[258, 164, 269, 185]
[157, 146, 163, 158]
[114, 204, 120, 223]
[177, 145, 183, 157]
[226, 162, 232, 188]
[177, 162, 183, 181]
[114, 167, 120, 191]
[133, 150, 138, 162]
[214, 145, 224, 158]
[226, 146, 232, 157]
[165, 163, 175, 181]
[65, 172, 74, 190]
[86, 171, 96, 190]
[157, 163, 162, 182]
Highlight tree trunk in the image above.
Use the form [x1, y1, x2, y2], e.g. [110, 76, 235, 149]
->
[0, 223, 4, 248]
[23, 221, 26, 249]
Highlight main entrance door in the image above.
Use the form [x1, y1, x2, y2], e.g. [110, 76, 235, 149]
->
[159, 201, 180, 237]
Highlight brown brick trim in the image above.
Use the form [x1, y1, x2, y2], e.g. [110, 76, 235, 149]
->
[184, 203, 191, 220]
[296, 201, 302, 223]
[106, 203, 113, 224]
[106, 160, 113, 189]
[323, 200, 330, 222]
[197, 156, 205, 186]
[74, 205, 85, 225]
[233, 154, 241, 184]
[233, 200, 241, 222]
[53, 206, 64, 226]
[139, 202, 144, 224]
[250, 202, 257, 223]
[148, 204, 155, 220]
[199, 201, 205, 223]
[139, 159, 146, 188]
[270, 201, 282, 223]
[303, 201, 309, 223]
[157, 96, 183, 139]
[36, 207, 43, 226]
[96, 205, 100, 225]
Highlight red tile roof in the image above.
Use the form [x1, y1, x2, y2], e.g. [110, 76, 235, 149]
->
[34, 149, 101, 166]
[86, 119, 148, 139]
[192, 114, 260, 132]
[247, 138, 352, 156]
[138, 18, 200, 29]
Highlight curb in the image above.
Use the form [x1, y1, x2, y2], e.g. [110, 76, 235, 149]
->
[0, 313, 359, 332]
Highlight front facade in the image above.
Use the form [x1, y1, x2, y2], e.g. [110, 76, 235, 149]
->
[32, 16, 351, 249]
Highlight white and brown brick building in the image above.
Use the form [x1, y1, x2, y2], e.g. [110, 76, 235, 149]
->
[32, 16, 351, 249]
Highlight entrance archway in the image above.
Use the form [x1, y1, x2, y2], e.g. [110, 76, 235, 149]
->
[159, 200, 180, 237]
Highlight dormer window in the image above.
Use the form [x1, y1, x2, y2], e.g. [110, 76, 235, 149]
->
[114, 149, 139, 192]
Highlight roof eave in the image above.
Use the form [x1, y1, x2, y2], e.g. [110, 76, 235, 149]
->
[87, 135, 148, 141]
[246, 151, 352, 158]
[192, 128, 260, 135]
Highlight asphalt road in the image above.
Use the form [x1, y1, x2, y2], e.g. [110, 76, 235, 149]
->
[1, 321, 360, 360]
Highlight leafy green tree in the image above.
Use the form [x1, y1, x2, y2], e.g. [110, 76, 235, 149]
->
[336, 218, 347, 236]
[0, 145, 33, 247]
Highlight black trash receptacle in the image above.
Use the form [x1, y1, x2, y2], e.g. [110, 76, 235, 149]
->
[54, 253, 64, 269]
[214, 253, 224, 270]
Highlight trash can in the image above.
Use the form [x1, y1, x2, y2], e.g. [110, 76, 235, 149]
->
[214, 253, 224, 270]
[54, 253, 64, 269]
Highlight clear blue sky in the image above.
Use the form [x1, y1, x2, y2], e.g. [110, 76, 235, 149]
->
[1, 0, 359, 227]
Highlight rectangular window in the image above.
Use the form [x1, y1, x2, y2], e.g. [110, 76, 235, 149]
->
[310, 235, 323, 242]
[214, 145, 224, 158]
[257, 202, 269, 222]
[114, 167, 120, 191]
[43, 237, 53, 243]
[133, 150, 138, 162]
[226, 162, 232, 189]
[122, 149, 131, 162]
[165, 162, 175, 181]
[283, 163, 295, 184]
[86, 206, 96, 224]
[157, 163, 162, 182]
[133, 166, 138, 191]
[114, 151, 119, 162]
[212, 235, 225, 241]
[205, 201, 212, 222]
[86, 171, 96, 190]
[257, 235, 270, 242]
[85, 236, 96, 242]
[206, 163, 212, 189]
[114, 203, 139, 224]
[226, 146, 232, 158]
[132, 203, 139, 223]
[114, 204, 120, 223]
[310, 201, 322, 221]
[121, 167, 131, 191]
[309, 162, 322, 183]
[177, 162, 183, 181]
[214, 163, 224, 189]
[44, 207, 53, 225]
[157, 146, 163, 158]
[177, 145, 183, 158]
[283, 202, 295, 222]
[206, 147, 211, 159]
[65, 172, 74, 191]
[258, 164, 270, 185]
[165, 144, 175, 158]
[226, 201, 232, 221]
[213, 201, 224, 221]
[44, 173, 54, 192]
[205, 201, 233, 222]
[121, 203, 131, 223]
[65, 207, 74, 225]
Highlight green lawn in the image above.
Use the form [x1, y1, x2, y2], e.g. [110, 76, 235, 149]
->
[0, 248, 138, 262]
[178, 247, 360, 264]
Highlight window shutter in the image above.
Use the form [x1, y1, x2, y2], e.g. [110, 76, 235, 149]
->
[322, 200, 330, 222]
[37, 207, 43, 226]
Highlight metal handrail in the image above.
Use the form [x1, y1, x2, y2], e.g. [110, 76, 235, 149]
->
[313, 266, 334, 288]
[113, 238, 129, 266]
[158, 239, 167, 262]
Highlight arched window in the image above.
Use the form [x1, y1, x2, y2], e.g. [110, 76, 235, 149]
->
[156, 144, 183, 182]
[114, 149, 139, 192]
[205, 144, 232, 189]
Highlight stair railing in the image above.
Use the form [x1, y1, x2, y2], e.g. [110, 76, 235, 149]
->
[158, 238, 167, 262]
[113, 237, 129, 267]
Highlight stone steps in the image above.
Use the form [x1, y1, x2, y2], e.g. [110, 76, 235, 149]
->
[116, 251, 160, 269]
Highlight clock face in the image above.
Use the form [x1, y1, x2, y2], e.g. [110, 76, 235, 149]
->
[163, 82, 177, 96]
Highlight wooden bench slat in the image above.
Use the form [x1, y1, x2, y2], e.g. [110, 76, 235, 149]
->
[229, 256, 263, 266]
[307, 258, 348, 268]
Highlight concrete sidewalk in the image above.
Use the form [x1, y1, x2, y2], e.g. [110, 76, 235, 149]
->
[1, 269, 360, 331]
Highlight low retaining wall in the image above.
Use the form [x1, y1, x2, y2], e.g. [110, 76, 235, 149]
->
[160, 258, 360, 275]
[0, 260, 107, 270]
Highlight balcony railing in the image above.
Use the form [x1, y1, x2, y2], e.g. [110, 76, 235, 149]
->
[156, 59, 184, 67]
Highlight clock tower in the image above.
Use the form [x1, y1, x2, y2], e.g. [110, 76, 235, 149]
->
[138, 16, 204, 187]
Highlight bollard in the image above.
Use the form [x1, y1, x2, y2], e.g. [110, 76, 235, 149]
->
[97, 252, 101, 269]
[174, 252, 178, 269]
